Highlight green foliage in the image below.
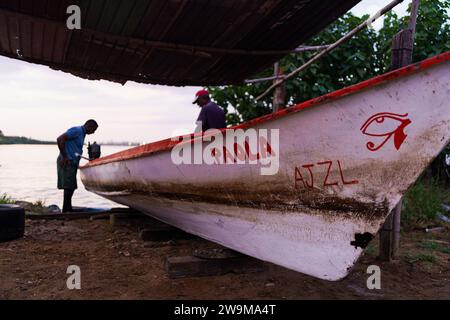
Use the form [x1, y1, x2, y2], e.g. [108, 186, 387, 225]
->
[208, 0, 450, 126]
[419, 240, 450, 253]
[402, 178, 447, 225]
[405, 252, 438, 264]
[378, 0, 450, 70]
[0, 193, 14, 204]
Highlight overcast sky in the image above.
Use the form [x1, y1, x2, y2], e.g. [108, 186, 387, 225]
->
[0, 0, 410, 144]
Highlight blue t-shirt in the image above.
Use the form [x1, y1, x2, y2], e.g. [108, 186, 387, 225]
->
[63, 126, 86, 160]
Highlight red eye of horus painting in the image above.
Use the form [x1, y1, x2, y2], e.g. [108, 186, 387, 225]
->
[360, 112, 412, 152]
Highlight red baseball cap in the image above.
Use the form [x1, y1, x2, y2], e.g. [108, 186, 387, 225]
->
[192, 89, 209, 104]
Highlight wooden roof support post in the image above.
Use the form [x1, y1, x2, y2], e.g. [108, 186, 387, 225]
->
[380, 0, 420, 262]
[390, 29, 414, 69]
[272, 62, 286, 113]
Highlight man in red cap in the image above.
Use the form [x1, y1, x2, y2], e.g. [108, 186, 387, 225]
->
[193, 89, 226, 132]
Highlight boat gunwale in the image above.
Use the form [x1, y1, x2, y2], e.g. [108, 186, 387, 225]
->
[81, 50, 450, 169]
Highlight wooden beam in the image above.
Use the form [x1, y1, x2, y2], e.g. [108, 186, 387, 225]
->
[392, 201, 402, 258]
[165, 253, 266, 279]
[379, 213, 394, 261]
[408, 0, 420, 36]
[244, 74, 285, 84]
[294, 45, 331, 52]
[272, 62, 286, 112]
[26, 209, 110, 220]
[243, 47, 332, 84]
[140, 227, 196, 242]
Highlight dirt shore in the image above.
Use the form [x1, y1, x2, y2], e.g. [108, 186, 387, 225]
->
[0, 214, 449, 300]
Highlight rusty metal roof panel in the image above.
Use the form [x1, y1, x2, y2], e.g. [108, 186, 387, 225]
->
[0, 0, 361, 86]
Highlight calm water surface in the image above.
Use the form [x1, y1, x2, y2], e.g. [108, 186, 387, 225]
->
[0, 144, 128, 208]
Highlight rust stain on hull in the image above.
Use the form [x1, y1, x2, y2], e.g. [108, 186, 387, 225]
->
[83, 178, 390, 221]
[82, 153, 442, 224]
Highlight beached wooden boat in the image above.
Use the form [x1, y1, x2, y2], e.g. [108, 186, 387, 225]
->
[80, 51, 450, 281]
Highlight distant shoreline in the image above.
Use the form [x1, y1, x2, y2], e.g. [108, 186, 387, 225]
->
[0, 132, 137, 146]
[0, 136, 55, 145]
[0, 140, 138, 147]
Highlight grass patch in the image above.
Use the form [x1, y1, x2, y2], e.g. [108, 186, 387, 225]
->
[0, 193, 14, 204]
[419, 240, 450, 254]
[402, 178, 449, 227]
[405, 252, 438, 264]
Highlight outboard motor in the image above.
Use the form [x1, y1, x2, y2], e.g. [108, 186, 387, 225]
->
[88, 142, 101, 160]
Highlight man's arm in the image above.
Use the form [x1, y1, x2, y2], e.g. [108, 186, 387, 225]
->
[57, 133, 69, 167]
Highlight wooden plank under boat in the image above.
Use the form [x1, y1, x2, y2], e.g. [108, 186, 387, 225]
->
[80, 51, 450, 281]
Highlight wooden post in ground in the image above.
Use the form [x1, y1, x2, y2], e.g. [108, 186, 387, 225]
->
[379, 212, 394, 261]
[272, 62, 286, 113]
[379, 200, 403, 261]
[392, 201, 402, 257]
[379, 0, 420, 261]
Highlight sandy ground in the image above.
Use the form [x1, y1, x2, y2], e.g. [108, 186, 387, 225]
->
[0, 215, 449, 300]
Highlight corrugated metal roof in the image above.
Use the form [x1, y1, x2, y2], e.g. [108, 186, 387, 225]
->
[0, 0, 361, 86]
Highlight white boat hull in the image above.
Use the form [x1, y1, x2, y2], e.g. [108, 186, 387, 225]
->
[81, 52, 450, 280]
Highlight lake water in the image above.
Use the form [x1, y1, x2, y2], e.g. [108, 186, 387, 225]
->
[0, 144, 129, 208]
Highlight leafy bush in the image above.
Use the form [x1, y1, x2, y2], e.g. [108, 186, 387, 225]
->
[402, 178, 447, 225]
[0, 193, 14, 204]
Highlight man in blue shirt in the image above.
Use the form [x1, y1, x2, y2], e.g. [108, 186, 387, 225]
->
[57, 120, 98, 212]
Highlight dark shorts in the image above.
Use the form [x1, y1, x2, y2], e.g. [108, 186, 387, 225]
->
[57, 155, 79, 190]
